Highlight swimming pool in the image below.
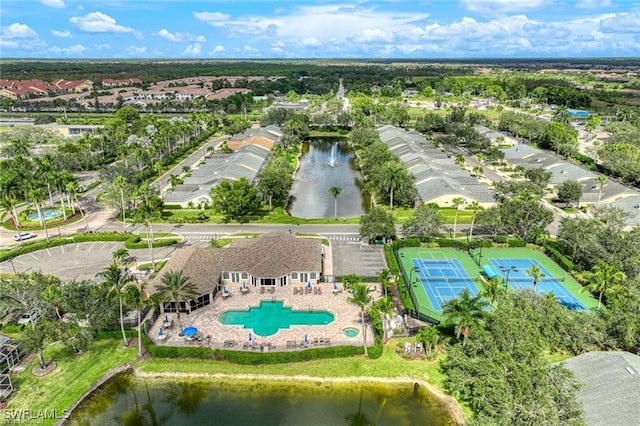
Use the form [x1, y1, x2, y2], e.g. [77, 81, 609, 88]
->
[218, 300, 334, 336]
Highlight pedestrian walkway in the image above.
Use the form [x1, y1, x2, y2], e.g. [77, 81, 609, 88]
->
[325, 234, 361, 242]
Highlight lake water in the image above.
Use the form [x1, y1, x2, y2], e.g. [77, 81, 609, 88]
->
[67, 375, 458, 426]
[288, 138, 368, 219]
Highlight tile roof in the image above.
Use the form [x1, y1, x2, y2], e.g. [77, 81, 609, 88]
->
[147, 233, 322, 297]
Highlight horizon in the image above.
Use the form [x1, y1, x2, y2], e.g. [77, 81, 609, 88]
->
[1, 0, 639, 59]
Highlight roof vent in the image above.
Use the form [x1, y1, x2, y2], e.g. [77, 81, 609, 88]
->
[625, 366, 636, 375]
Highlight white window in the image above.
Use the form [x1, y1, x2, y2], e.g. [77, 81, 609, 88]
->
[291, 272, 298, 279]
[241, 272, 248, 279]
[310, 272, 316, 279]
[222, 272, 229, 280]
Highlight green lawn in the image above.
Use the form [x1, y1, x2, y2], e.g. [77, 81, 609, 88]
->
[7, 340, 137, 426]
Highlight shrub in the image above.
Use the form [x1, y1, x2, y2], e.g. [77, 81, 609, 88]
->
[124, 238, 178, 249]
[164, 204, 183, 210]
[493, 235, 509, 243]
[0, 238, 71, 262]
[73, 232, 133, 243]
[545, 245, 575, 271]
[507, 238, 526, 247]
[1, 323, 23, 334]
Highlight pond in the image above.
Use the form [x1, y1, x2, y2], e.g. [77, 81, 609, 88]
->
[288, 138, 368, 219]
[67, 374, 459, 426]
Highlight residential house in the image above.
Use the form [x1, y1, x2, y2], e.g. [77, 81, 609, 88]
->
[378, 125, 496, 207]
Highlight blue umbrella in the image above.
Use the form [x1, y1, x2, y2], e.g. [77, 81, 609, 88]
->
[183, 326, 198, 337]
[164, 314, 169, 323]
[307, 281, 311, 289]
[242, 281, 246, 289]
[159, 327, 163, 336]
[304, 334, 308, 344]
[333, 282, 337, 290]
[248, 333, 253, 342]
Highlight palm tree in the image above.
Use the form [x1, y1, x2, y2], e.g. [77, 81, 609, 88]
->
[123, 282, 155, 358]
[21, 324, 49, 371]
[595, 175, 608, 205]
[416, 326, 439, 355]
[65, 179, 90, 232]
[28, 185, 50, 241]
[328, 186, 342, 219]
[42, 284, 64, 321]
[114, 176, 129, 232]
[99, 263, 134, 346]
[348, 283, 372, 357]
[467, 201, 483, 241]
[441, 289, 488, 346]
[155, 270, 199, 330]
[383, 161, 404, 209]
[454, 153, 465, 166]
[525, 265, 545, 293]
[374, 297, 393, 342]
[378, 268, 391, 298]
[480, 277, 506, 306]
[133, 196, 163, 270]
[451, 197, 465, 239]
[581, 263, 626, 310]
[168, 174, 182, 189]
[112, 247, 129, 265]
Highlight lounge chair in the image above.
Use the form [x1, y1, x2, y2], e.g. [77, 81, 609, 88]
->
[260, 287, 265, 294]
[243, 342, 249, 349]
[325, 338, 330, 346]
[319, 337, 324, 345]
[293, 288, 298, 295]
[314, 337, 319, 345]
[300, 340, 306, 347]
[317, 287, 322, 295]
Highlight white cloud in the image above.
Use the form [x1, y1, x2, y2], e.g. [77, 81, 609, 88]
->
[300, 37, 322, 47]
[193, 11, 230, 24]
[240, 45, 258, 54]
[600, 13, 640, 33]
[576, 0, 612, 9]
[1, 23, 39, 39]
[157, 29, 205, 42]
[49, 44, 86, 55]
[51, 29, 72, 38]
[210, 44, 225, 54]
[183, 43, 202, 56]
[126, 45, 147, 55]
[353, 28, 394, 43]
[95, 43, 111, 50]
[41, 0, 66, 8]
[70, 12, 135, 33]
[460, 0, 551, 14]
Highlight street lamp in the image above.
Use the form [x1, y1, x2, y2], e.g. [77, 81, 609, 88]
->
[500, 266, 517, 287]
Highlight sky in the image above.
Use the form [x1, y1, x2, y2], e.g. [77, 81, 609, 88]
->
[0, 0, 639, 59]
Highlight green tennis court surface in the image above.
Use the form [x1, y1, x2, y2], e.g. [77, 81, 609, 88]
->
[397, 247, 598, 322]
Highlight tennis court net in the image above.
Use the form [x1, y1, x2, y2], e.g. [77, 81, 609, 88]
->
[505, 277, 562, 284]
[424, 277, 476, 284]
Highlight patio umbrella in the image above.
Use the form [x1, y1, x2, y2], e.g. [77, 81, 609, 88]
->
[307, 281, 311, 289]
[248, 333, 253, 342]
[164, 314, 169, 323]
[304, 334, 308, 344]
[333, 282, 337, 290]
[159, 328, 163, 336]
[183, 326, 198, 337]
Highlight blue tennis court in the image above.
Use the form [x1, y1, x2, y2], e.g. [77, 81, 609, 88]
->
[490, 258, 587, 310]
[411, 258, 480, 311]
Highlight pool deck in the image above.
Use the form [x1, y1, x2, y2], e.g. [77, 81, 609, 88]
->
[150, 281, 380, 351]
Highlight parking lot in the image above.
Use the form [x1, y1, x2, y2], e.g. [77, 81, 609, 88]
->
[324, 233, 387, 279]
[0, 242, 179, 281]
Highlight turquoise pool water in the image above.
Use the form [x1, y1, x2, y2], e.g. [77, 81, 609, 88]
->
[343, 327, 359, 337]
[218, 300, 334, 336]
[26, 209, 63, 221]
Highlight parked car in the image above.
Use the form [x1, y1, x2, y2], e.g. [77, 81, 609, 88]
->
[17, 310, 41, 326]
[13, 232, 36, 242]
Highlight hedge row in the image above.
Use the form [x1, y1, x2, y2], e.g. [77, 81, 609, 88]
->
[0, 237, 71, 262]
[124, 238, 179, 250]
[73, 232, 134, 242]
[544, 245, 575, 272]
[0, 323, 24, 333]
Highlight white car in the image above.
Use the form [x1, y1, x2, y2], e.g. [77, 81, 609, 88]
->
[17, 310, 41, 326]
[13, 232, 36, 242]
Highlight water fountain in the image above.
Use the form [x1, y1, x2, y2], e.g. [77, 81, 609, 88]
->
[328, 143, 338, 167]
